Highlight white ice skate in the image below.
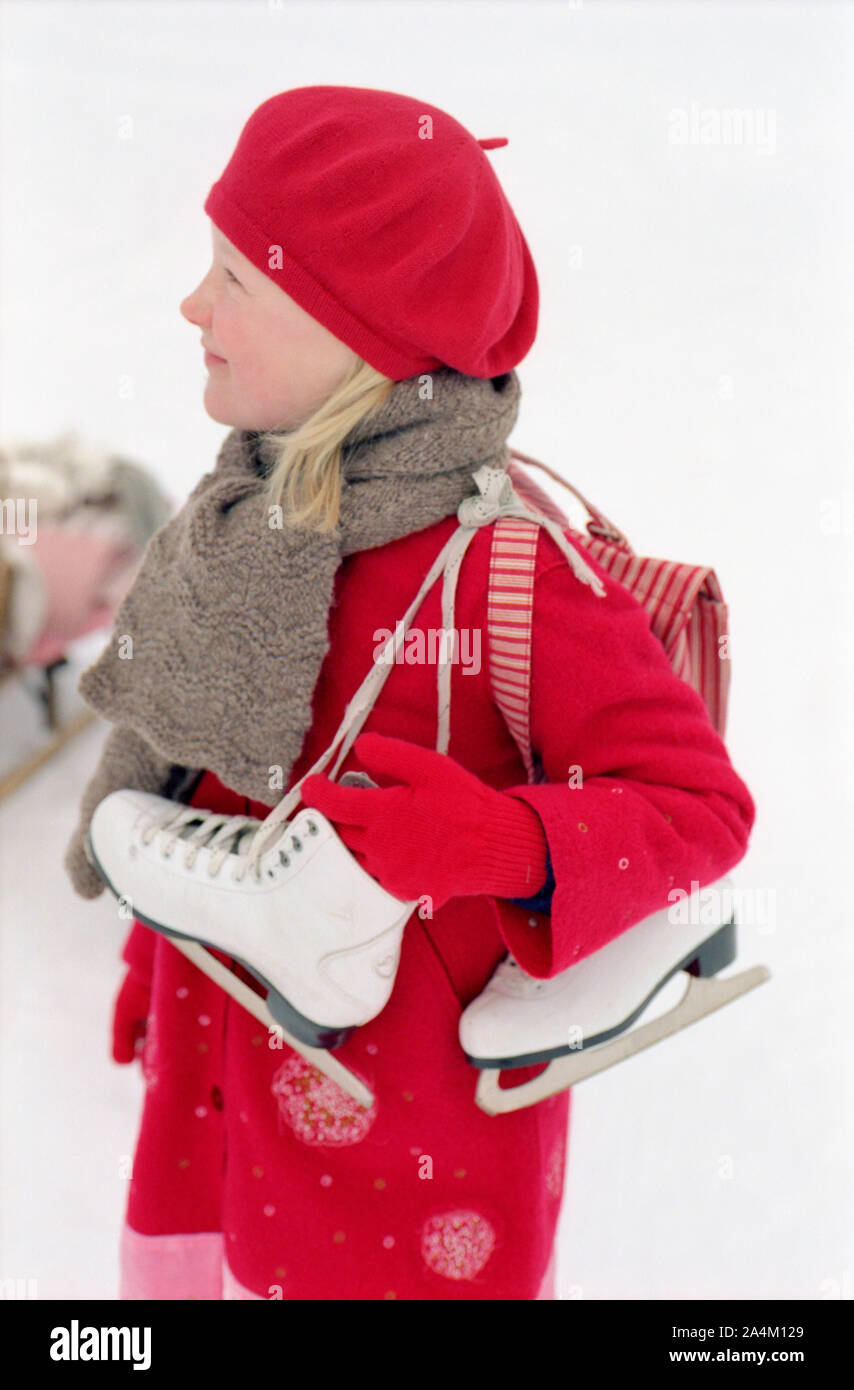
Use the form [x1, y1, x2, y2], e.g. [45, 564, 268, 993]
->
[85, 769, 417, 1110]
[460, 876, 771, 1115]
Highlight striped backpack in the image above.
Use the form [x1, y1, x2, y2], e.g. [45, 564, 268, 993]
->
[489, 448, 731, 785]
[286, 447, 732, 806]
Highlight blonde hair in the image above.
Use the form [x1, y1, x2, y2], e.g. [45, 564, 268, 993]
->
[259, 356, 395, 534]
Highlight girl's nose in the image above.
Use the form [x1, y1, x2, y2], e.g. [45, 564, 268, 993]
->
[180, 271, 211, 325]
[180, 287, 203, 325]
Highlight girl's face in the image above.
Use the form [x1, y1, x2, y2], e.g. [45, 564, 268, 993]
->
[180, 223, 358, 431]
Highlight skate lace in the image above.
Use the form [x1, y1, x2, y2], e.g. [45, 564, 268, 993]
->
[139, 806, 318, 882]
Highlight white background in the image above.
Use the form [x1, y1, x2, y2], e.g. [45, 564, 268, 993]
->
[1, 0, 852, 1300]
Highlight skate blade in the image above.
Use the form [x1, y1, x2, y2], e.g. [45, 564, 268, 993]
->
[169, 938, 375, 1110]
[474, 965, 771, 1116]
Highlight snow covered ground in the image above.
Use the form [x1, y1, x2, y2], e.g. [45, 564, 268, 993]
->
[1, 0, 852, 1300]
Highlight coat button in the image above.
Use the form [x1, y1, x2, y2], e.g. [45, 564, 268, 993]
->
[210, 1086, 224, 1111]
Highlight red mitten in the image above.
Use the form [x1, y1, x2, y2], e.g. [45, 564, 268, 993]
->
[300, 731, 549, 911]
[111, 971, 151, 1065]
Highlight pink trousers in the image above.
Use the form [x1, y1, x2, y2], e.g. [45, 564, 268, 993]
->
[119, 1226, 558, 1301]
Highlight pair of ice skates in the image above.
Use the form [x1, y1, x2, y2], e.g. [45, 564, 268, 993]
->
[84, 466, 769, 1112]
[85, 775, 769, 1115]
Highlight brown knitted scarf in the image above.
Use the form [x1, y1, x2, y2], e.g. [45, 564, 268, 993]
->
[66, 368, 521, 897]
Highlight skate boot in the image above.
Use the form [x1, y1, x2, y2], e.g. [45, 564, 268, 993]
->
[86, 775, 417, 1108]
[460, 875, 771, 1114]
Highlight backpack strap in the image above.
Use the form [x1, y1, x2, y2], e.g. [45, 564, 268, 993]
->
[487, 516, 541, 783]
[485, 461, 584, 784]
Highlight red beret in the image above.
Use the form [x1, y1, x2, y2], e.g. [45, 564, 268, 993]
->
[204, 85, 538, 380]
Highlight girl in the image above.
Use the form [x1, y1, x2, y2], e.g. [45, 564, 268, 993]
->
[65, 86, 756, 1301]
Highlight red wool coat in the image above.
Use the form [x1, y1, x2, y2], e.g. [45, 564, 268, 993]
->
[116, 512, 756, 1300]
